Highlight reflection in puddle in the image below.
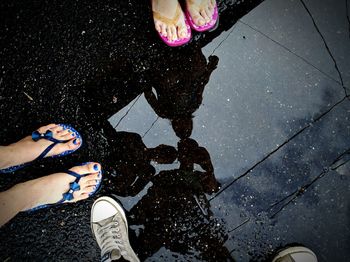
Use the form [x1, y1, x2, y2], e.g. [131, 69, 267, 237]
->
[108, 48, 233, 260]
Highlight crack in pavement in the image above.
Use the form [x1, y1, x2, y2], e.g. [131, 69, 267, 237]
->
[238, 20, 349, 95]
[299, 0, 348, 96]
[228, 217, 250, 233]
[142, 116, 159, 138]
[330, 147, 350, 170]
[268, 147, 350, 218]
[113, 93, 142, 129]
[210, 24, 237, 57]
[209, 96, 348, 202]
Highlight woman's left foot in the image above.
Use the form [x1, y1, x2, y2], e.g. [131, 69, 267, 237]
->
[186, 0, 216, 27]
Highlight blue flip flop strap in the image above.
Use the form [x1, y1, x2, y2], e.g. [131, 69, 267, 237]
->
[57, 170, 82, 203]
[32, 130, 69, 161]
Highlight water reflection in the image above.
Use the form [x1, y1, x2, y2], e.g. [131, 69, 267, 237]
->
[112, 131, 177, 196]
[129, 138, 228, 261]
[112, 131, 229, 261]
[144, 52, 219, 139]
[107, 47, 233, 260]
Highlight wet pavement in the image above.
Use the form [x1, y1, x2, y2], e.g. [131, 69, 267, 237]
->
[0, 0, 349, 261]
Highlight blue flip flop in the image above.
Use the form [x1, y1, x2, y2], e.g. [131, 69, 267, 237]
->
[27, 162, 102, 212]
[0, 124, 82, 174]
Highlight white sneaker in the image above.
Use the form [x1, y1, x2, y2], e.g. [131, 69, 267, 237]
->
[272, 246, 318, 262]
[91, 196, 140, 262]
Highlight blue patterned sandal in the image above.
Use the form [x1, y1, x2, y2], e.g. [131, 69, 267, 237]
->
[27, 162, 102, 212]
[0, 124, 82, 174]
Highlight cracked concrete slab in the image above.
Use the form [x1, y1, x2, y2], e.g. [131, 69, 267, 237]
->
[241, 0, 350, 93]
[210, 98, 350, 261]
[108, 20, 349, 261]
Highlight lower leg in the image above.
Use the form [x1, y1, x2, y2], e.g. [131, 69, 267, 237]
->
[0, 182, 36, 226]
[0, 145, 15, 169]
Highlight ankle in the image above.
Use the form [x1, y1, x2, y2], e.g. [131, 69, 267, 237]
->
[10, 181, 39, 211]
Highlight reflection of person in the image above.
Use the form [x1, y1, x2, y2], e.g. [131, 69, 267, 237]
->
[145, 54, 219, 139]
[107, 47, 222, 260]
[106, 125, 225, 259]
[127, 137, 226, 261]
[178, 138, 220, 193]
[110, 131, 177, 195]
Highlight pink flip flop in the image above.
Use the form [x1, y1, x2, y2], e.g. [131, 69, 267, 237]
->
[153, 4, 192, 47]
[185, 1, 219, 32]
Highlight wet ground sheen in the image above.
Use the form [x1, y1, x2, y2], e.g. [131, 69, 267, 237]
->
[1, 0, 349, 261]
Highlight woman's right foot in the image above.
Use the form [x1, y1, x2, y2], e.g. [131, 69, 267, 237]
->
[0, 124, 81, 170]
[152, 0, 189, 42]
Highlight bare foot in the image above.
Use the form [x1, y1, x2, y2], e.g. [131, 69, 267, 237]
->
[0, 124, 81, 170]
[152, 0, 189, 42]
[186, 0, 216, 26]
[27, 162, 101, 207]
[0, 163, 102, 226]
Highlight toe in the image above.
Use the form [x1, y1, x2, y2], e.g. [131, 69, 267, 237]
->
[178, 25, 188, 39]
[80, 172, 100, 184]
[205, 7, 213, 20]
[81, 185, 96, 194]
[194, 14, 205, 26]
[48, 138, 80, 157]
[71, 192, 89, 202]
[57, 129, 72, 137]
[200, 9, 210, 23]
[155, 22, 162, 33]
[50, 125, 64, 133]
[161, 24, 167, 36]
[209, 0, 215, 9]
[166, 26, 173, 41]
[37, 123, 57, 133]
[61, 137, 80, 150]
[70, 162, 101, 176]
[171, 26, 178, 41]
[84, 179, 99, 188]
[60, 132, 76, 141]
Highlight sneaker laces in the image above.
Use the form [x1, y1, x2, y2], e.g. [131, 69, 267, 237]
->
[97, 218, 125, 257]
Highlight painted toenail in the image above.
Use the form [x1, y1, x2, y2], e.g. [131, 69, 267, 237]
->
[93, 164, 99, 171]
[73, 139, 79, 145]
[98, 173, 101, 178]
[71, 133, 75, 136]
